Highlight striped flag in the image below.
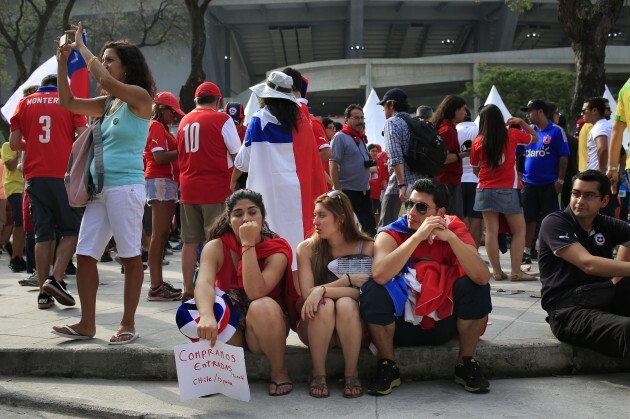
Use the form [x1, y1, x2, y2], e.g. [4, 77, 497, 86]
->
[67, 31, 89, 98]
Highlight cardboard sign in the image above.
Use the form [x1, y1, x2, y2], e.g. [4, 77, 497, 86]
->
[174, 340, 250, 402]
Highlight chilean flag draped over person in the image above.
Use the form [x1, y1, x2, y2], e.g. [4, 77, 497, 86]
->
[235, 106, 327, 270]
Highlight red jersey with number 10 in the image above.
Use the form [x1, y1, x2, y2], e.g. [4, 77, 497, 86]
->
[176, 107, 242, 204]
[10, 89, 87, 180]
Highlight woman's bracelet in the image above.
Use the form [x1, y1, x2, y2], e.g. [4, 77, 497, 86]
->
[346, 274, 353, 287]
[241, 244, 255, 255]
[87, 56, 98, 72]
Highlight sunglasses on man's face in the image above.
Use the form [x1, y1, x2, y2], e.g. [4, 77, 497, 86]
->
[405, 200, 436, 215]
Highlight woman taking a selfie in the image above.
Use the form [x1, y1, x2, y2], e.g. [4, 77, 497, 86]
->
[297, 190, 373, 398]
[52, 22, 155, 344]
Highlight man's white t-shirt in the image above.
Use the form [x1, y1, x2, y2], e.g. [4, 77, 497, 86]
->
[586, 118, 612, 171]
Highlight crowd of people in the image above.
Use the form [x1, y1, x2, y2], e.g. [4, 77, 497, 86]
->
[3, 24, 630, 398]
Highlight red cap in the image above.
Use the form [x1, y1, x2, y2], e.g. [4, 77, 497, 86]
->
[195, 81, 221, 98]
[154, 92, 185, 117]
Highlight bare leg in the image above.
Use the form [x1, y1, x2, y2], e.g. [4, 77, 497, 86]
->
[148, 200, 176, 289]
[52, 254, 99, 337]
[35, 240, 54, 289]
[305, 299, 335, 375]
[52, 236, 77, 282]
[181, 242, 199, 297]
[504, 213, 535, 278]
[457, 317, 487, 362]
[109, 255, 144, 343]
[366, 322, 396, 361]
[12, 226, 24, 257]
[524, 221, 537, 252]
[467, 218, 483, 249]
[335, 297, 362, 377]
[245, 297, 292, 395]
[481, 211, 503, 278]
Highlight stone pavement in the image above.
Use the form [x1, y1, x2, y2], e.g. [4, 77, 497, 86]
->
[0, 244, 629, 384]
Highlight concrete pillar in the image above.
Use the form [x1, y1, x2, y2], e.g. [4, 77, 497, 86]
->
[473, 62, 480, 116]
[494, 4, 519, 51]
[204, 14, 228, 91]
[346, 0, 364, 59]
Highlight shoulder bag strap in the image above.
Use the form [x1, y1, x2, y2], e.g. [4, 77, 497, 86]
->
[92, 97, 114, 194]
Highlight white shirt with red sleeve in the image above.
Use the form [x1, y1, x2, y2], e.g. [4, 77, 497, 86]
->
[177, 108, 241, 204]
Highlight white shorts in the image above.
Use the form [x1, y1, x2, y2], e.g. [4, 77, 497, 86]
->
[77, 184, 145, 259]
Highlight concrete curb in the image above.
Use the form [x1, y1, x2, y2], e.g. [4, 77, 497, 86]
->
[1, 340, 629, 382]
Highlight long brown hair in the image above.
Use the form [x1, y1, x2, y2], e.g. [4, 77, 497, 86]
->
[310, 191, 373, 286]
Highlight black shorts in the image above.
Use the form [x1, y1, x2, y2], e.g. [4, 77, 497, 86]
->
[7, 193, 23, 227]
[521, 182, 559, 223]
[26, 178, 80, 242]
[359, 276, 492, 346]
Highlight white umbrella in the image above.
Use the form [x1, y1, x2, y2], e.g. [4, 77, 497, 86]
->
[363, 88, 386, 148]
[1, 56, 57, 123]
[474, 85, 512, 126]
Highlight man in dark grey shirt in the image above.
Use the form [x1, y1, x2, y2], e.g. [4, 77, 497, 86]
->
[330, 104, 376, 236]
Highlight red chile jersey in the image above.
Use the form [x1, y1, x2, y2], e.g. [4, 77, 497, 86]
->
[176, 107, 241, 204]
[10, 87, 87, 180]
[144, 120, 179, 181]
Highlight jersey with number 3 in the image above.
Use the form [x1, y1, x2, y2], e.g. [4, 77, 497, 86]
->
[176, 108, 241, 204]
[10, 90, 87, 180]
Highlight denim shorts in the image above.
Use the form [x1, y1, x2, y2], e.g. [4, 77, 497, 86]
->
[146, 178, 178, 202]
[473, 188, 522, 214]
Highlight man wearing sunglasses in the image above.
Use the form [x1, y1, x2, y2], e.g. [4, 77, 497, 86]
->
[360, 178, 491, 395]
[538, 170, 630, 360]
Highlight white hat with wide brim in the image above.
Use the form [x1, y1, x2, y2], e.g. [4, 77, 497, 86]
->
[250, 71, 297, 103]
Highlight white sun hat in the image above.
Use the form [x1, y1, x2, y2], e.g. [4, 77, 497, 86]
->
[250, 71, 297, 103]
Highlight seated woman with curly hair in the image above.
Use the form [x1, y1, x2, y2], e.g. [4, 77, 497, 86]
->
[297, 190, 374, 398]
[192, 189, 298, 396]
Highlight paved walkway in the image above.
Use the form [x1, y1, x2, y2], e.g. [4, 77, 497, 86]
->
[0, 244, 628, 382]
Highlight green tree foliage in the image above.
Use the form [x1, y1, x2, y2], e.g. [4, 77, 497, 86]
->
[463, 64, 576, 116]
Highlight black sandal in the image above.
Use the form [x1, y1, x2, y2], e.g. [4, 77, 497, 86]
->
[309, 375, 329, 398]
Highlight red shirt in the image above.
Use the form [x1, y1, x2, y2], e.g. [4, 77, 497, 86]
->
[144, 120, 179, 181]
[435, 119, 462, 187]
[10, 89, 87, 180]
[469, 128, 531, 189]
[236, 124, 247, 142]
[384, 215, 475, 269]
[176, 108, 241, 204]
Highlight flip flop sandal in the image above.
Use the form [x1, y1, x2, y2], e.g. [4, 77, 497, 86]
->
[308, 375, 329, 398]
[269, 380, 293, 397]
[509, 273, 538, 281]
[343, 376, 363, 398]
[108, 331, 140, 345]
[51, 325, 93, 340]
[492, 272, 507, 281]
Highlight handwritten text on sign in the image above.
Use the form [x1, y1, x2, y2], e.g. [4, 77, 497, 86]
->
[174, 340, 250, 402]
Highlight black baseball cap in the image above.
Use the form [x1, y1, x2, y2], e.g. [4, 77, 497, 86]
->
[520, 99, 546, 112]
[378, 88, 408, 105]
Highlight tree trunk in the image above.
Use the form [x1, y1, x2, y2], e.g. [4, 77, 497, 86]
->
[558, 0, 624, 130]
[180, 0, 211, 112]
[29, 0, 61, 75]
